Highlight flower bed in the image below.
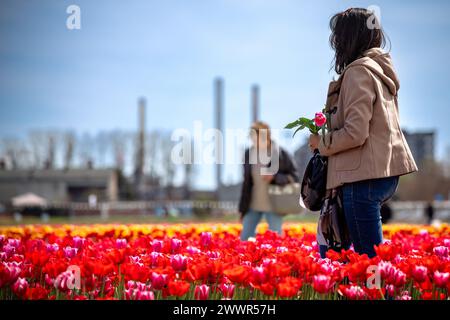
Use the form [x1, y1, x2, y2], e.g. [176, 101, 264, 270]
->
[0, 223, 449, 300]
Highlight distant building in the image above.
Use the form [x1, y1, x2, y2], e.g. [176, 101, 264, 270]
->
[0, 169, 119, 204]
[403, 130, 435, 167]
[217, 184, 241, 202]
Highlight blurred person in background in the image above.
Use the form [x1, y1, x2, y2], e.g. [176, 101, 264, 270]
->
[239, 121, 299, 240]
[426, 201, 435, 225]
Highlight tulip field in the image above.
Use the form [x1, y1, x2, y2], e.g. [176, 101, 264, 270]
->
[0, 223, 449, 300]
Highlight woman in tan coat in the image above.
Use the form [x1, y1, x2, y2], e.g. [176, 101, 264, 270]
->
[309, 8, 418, 258]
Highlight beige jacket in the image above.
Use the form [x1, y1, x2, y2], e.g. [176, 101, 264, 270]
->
[318, 47, 418, 189]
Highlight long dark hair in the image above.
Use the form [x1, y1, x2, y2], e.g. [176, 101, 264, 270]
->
[329, 8, 388, 74]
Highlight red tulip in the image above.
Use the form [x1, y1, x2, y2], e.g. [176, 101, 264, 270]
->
[168, 280, 190, 297]
[223, 265, 250, 284]
[277, 277, 302, 298]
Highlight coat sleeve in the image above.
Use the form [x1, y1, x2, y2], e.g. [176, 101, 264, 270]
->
[238, 149, 251, 216]
[318, 66, 376, 157]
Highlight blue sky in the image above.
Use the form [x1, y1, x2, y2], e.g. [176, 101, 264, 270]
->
[1, 0, 449, 189]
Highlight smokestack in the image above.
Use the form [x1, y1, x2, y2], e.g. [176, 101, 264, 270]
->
[135, 97, 146, 197]
[214, 77, 224, 190]
[251, 84, 259, 124]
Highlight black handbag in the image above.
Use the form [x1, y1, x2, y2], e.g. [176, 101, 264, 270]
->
[299, 150, 328, 211]
[317, 188, 350, 251]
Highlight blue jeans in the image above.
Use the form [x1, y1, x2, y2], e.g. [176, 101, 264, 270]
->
[319, 176, 399, 259]
[240, 210, 283, 241]
[343, 176, 399, 258]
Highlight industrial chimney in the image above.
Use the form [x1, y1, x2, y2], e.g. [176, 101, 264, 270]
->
[135, 97, 146, 198]
[251, 84, 259, 124]
[214, 77, 224, 191]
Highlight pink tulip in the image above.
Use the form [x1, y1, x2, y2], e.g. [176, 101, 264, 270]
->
[433, 271, 449, 288]
[8, 239, 20, 248]
[391, 269, 407, 287]
[136, 290, 155, 300]
[63, 246, 78, 259]
[314, 112, 327, 127]
[207, 251, 220, 259]
[276, 246, 288, 254]
[251, 266, 268, 284]
[124, 287, 137, 300]
[149, 252, 161, 267]
[219, 283, 235, 299]
[170, 238, 182, 253]
[433, 246, 449, 258]
[151, 272, 168, 290]
[385, 284, 395, 297]
[116, 238, 127, 249]
[45, 274, 55, 287]
[171, 254, 188, 272]
[398, 291, 412, 300]
[151, 239, 163, 252]
[443, 239, 450, 247]
[127, 281, 148, 291]
[129, 255, 142, 264]
[72, 236, 85, 249]
[186, 246, 201, 254]
[0, 262, 21, 287]
[195, 284, 210, 300]
[262, 258, 276, 267]
[54, 270, 76, 291]
[313, 275, 335, 294]
[339, 285, 366, 300]
[12, 277, 29, 296]
[200, 232, 212, 247]
[412, 265, 428, 283]
[46, 243, 59, 253]
[2, 244, 16, 257]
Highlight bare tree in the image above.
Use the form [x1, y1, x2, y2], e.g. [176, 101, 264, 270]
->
[63, 131, 75, 170]
[44, 134, 56, 169]
[146, 131, 160, 179]
[160, 133, 176, 198]
[77, 132, 95, 169]
[0, 137, 32, 169]
[28, 131, 47, 169]
[110, 130, 127, 171]
[95, 131, 109, 168]
[1, 138, 19, 169]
